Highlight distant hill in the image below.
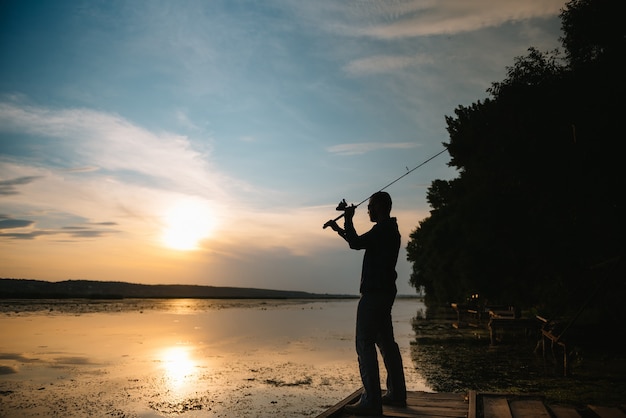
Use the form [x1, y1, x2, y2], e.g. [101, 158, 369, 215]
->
[0, 278, 352, 299]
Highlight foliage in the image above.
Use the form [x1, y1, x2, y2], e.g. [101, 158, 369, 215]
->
[560, 0, 626, 69]
[406, 0, 625, 320]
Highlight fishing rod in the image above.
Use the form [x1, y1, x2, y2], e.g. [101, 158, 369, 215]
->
[322, 147, 448, 229]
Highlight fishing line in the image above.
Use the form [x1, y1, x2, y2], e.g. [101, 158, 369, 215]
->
[323, 147, 448, 228]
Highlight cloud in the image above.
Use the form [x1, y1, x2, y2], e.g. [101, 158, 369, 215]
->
[0, 217, 118, 240]
[0, 230, 53, 240]
[0, 100, 315, 252]
[0, 219, 118, 241]
[175, 110, 200, 131]
[0, 217, 34, 229]
[336, 0, 565, 39]
[0, 100, 238, 200]
[61, 167, 100, 173]
[0, 100, 238, 246]
[60, 226, 118, 238]
[343, 54, 434, 76]
[327, 142, 419, 156]
[0, 176, 43, 196]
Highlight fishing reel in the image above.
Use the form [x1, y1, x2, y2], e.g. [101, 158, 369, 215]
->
[323, 199, 355, 229]
[335, 199, 350, 211]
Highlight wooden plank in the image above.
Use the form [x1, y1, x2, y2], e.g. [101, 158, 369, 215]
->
[549, 404, 582, 418]
[396, 405, 467, 418]
[406, 391, 465, 404]
[483, 397, 513, 418]
[404, 399, 467, 416]
[315, 387, 362, 418]
[509, 399, 551, 418]
[588, 405, 626, 418]
[377, 409, 466, 418]
[405, 392, 468, 417]
[467, 391, 477, 418]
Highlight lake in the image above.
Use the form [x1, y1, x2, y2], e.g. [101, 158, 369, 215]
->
[0, 298, 430, 417]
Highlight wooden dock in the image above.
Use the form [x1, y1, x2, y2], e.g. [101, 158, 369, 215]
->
[316, 389, 626, 418]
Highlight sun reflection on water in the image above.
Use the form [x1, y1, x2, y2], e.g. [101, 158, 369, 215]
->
[160, 346, 197, 391]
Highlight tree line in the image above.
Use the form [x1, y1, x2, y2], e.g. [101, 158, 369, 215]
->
[406, 0, 625, 325]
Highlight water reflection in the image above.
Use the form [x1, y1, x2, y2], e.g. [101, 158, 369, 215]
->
[163, 299, 204, 314]
[0, 298, 430, 418]
[160, 346, 197, 391]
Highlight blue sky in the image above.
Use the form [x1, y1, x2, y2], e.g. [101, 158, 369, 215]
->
[0, 0, 566, 295]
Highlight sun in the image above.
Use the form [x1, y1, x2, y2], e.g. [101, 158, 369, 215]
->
[161, 199, 216, 250]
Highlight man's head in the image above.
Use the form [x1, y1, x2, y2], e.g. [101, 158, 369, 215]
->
[368, 191, 392, 222]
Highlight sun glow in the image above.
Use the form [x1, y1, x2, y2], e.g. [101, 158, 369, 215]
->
[161, 199, 216, 250]
[160, 346, 196, 390]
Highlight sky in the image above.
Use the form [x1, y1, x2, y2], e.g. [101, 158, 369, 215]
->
[0, 0, 567, 295]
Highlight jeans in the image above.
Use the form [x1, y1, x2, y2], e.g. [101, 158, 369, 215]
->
[355, 290, 407, 408]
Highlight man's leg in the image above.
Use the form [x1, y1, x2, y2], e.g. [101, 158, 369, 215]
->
[354, 294, 382, 411]
[377, 293, 406, 403]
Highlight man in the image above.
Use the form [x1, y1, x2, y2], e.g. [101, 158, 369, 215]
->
[325, 191, 407, 416]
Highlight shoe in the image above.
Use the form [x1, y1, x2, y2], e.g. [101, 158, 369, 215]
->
[343, 402, 383, 416]
[381, 394, 406, 407]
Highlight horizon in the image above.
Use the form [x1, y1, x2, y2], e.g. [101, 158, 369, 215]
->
[1, 277, 426, 297]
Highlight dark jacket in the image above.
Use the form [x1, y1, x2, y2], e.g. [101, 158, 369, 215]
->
[344, 217, 400, 293]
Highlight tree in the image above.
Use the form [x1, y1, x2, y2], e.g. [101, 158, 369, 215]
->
[407, 0, 625, 320]
[560, 0, 626, 69]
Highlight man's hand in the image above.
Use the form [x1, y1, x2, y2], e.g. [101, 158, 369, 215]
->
[324, 220, 341, 232]
[344, 204, 355, 220]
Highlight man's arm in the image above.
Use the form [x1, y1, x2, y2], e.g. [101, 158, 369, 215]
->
[342, 206, 376, 250]
[325, 220, 348, 241]
[325, 205, 355, 243]
[344, 216, 376, 250]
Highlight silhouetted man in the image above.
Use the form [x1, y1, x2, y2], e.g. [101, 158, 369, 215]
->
[325, 191, 407, 416]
